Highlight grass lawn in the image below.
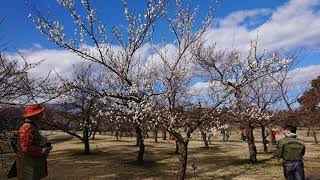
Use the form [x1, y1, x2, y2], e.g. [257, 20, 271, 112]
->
[1, 129, 320, 180]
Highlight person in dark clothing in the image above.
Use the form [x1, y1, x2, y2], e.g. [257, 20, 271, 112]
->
[17, 104, 52, 180]
[276, 125, 305, 180]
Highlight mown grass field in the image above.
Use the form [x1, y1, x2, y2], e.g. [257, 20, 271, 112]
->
[1, 129, 320, 180]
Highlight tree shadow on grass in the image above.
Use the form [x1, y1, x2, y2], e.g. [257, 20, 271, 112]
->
[45, 135, 284, 179]
[127, 159, 159, 168]
[108, 139, 133, 143]
[196, 156, 272, 180]
[190, 145, 232, 154]
[188, 145, 276, 179]
[46, 145, 179, 179]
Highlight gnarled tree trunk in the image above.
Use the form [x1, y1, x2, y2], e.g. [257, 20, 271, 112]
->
[116, 129, 119, 141]
[175, 140, 179, 154]
[313, 130, 318, 144]
[83, 126, 90, 154]
[307, 127, 311, 137]
[247, 125, 257, 163]
[154, 129, 158, 143]
[135, 125, 145, 163]
[261, 125, 268, 153]
[177, 141, 189, 180]
[91, 125, 98, 140]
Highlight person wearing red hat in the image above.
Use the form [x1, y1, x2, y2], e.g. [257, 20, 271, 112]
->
[16, 104, 52, 180]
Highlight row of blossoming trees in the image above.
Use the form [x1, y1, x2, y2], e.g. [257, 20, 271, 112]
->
[11, 0, 311, 179]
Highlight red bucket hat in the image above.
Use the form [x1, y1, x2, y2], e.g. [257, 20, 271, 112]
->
[23, 104, 45, 118]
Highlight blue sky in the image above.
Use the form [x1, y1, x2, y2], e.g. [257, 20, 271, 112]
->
[1, 0, 320, 90]
[0, 0, 305, 50]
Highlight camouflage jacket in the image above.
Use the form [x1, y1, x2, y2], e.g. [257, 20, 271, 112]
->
[17, 121, 47, 179]
[276, 137, 305, 162]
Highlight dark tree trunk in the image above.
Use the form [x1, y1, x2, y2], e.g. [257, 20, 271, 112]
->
[91, 126, 98, 140]
[83, 126, 90, 154]
[0, 147, 3, 168]
[116, 129, 119, 141]
[154, 129, 158, 143]
[200, 128, 209, 148]
[144, 131, 149, 139]
[120, 131, 123, 139]
[307, 127, 311, 137]
[177, 141, 189, 180]
[313, 130, 318, 144]
[162, 130, 167, 140]
[136, 128, 141, 146]
[89, 128, 92, 137]
[175, 140, 179, 154]
[135, 126, 145, 163]
[137, 140, 145, 163]
[208, 134, 212, 145]
[247, 125, 257, 163]
[261, 125, 268, 153]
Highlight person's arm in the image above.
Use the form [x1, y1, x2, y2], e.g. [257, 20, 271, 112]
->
[275, 140, 284, 159]
[302, 144, 305, 156]
[19, 124, 45, 157]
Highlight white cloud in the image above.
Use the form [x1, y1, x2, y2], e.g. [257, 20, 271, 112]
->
[146, 44, 179, 65]
[188, 80, 226, 96]
[9, 43, 158, 79]
[144, 43, 195, 77]
[206, 0, 320, 52]
[10, 48, 84, 78]
[189, 82, 211, 96]
[286, 64, 320, 89]
[189, 65, 320, 97]
[134, 43, 154, 63]
[218, 8, 272, 28]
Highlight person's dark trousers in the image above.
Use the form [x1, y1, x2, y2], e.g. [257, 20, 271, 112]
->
[283, 161, 305, 180]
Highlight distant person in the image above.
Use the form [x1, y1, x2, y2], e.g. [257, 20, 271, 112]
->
[271, 129, 279, 145]
[169, 133, 176, 141]
[221, 126, 230, 142]
[16, 104, 53, 180]
[240, 127, 245, 141]
[276, 124, 305, 180]
[243, 128, 248, 141]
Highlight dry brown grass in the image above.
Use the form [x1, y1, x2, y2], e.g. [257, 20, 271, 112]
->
[1, 129, 320, 180]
